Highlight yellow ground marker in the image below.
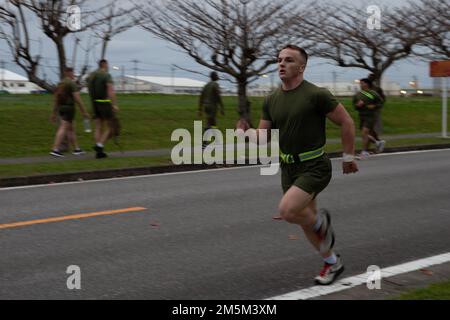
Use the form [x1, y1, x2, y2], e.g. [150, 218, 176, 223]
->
[0, 207, 147, 230]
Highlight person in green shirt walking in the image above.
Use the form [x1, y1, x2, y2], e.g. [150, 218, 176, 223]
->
[50, 67, 90, 157]
[258, 45, 358, 285]
[87, 59, 119, 159]
[353, 78, 385, 159]
[368, 73, 386, 141]
[199, 72, 224, 135]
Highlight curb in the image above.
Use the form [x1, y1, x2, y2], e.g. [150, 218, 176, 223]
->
[1, 143, 450, 188]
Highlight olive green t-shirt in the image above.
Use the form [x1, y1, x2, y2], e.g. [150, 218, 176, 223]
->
[262, 80, 339, 155]
[56, 77, 78, 106]
[87, 69, 113, 101]
[200, 81, 223, 108]
[352, 89, 383, 117]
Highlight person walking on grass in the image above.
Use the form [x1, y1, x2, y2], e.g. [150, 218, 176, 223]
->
[50, 67, 90, 158]
[257, 45, 358, 285]
[87, 59, 119, 159]
[199, 71, 225, 148]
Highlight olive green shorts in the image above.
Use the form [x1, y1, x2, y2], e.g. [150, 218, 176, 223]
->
[93, 101, 113, 120]
[281, 154, 332, 196]
[359, 114, 376, 130]
[59, 104, 75, 122]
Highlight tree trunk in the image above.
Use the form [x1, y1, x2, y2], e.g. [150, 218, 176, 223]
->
[56, 37, 67, 80]
[237, 80, 253, 127]
[101, 37, 110, 59]
[28, 73, 55, 93]
[371, 70, 383, 87]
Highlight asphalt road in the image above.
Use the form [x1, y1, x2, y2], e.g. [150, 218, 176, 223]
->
[1, 149, 450, 300]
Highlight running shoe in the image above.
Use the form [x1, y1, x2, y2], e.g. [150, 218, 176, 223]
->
[314, 254, 345, 285]
[50, 150, 64, 158]
[72, 149, 86, 156]
[376, 140, 386, 153]
[358, 150, 371, 160]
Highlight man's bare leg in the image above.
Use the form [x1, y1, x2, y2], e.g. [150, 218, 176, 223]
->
[52, 121, 70, 151]
[95, 119, 103, 144]
[279, 186, 332, 258]
[99, 120, 111, 145]
[361, 127, 370, 151]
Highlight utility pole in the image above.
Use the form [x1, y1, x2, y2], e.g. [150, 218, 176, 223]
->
[0, 60, 5, 91]
[131, 59, 140, 92]
[171, 65, 175, 93]
[72, 36, 80, 68]
[122, 65, 125, 92]
[412, 75, 419, 89]
[332, 71, 337, 96]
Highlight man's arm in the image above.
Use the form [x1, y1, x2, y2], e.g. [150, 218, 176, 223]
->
[107, 83, 118, 112]
[326, 104, 359, 174]
[73, 91, 89, 118]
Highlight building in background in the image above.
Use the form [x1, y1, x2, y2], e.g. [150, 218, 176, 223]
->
[114, 75, 207, 94]
[0, 68, 44, 94]
[248, 79, 402, 97]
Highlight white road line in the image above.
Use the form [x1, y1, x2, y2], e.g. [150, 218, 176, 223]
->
[266, 252, 450, 300]
[1, 148, 450, 191]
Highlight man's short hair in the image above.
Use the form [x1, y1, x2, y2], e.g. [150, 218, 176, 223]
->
[360, 78, 373, 87]
[279, 44, 308, 65]
[210, 71, 219, 81]
[99, 59, 108, 67]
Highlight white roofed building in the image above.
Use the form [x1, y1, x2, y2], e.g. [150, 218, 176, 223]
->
[0, 68, 44, 94]
[116, 75, 207, 94]
[250, 80, 402, 97]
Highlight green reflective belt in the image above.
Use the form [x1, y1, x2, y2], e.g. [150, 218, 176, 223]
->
[361, 90, 375, 100]
[94, 99, 112, 103]
[280, 147, 325, 164]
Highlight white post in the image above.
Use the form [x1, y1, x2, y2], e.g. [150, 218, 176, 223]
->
[443, 77, 448, 138]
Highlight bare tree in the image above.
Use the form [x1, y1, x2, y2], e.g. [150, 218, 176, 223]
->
[139, 0, 312, 123]
[300, 2, 423, 86]
[407, 0, 450, 60]
[93, 2, 139, 60]
[0, 0, 137, 92]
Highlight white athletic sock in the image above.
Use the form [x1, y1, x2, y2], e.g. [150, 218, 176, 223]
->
[96, 143, 104, 148]
[324, 253, 337, 265]
[313, 213, 322, 232]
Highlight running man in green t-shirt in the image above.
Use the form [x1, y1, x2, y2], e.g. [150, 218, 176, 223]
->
[257, 45, 358, 285]
[50, 67, 90, 157]
[87, 59, 119, 159]
[353, 78, 385, 159]
[368, 73, 386, 144]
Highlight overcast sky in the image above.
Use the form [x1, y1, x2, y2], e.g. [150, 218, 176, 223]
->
[0, 0, 439, 89]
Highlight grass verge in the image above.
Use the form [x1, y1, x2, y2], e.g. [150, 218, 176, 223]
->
[0, 137, 449, 179]
[394, 281, 450, 300]
[0, 155, 172, 178]
[0, 94, 447, 158]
